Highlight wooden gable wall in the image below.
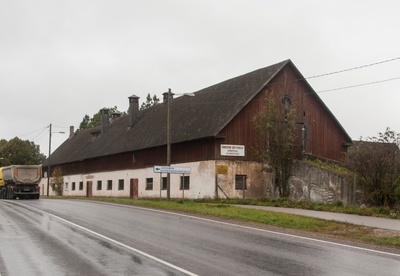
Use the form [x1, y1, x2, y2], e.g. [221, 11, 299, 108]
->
[218, 63, 350, 162]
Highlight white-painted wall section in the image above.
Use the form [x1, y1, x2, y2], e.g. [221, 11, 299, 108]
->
[40, 160, 270, 199]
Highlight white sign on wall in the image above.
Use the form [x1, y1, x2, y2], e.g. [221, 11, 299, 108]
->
[220, 144, 245, 157]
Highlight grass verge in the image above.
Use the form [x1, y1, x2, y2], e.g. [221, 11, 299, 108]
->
[48, 196, 400, 250]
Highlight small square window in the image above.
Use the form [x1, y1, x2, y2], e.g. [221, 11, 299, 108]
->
[107, 180, 112, 190]
[180, 176, 190, 190]
[235, 175, 247, 190]
[118, 179, 124, 190]
[146, 178, 153, 190]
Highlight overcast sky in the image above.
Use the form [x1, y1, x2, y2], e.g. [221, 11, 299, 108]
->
[1, 0, 400, 156]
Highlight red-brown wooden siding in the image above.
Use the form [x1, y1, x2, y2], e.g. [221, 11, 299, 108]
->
[217, 64, 349, 162]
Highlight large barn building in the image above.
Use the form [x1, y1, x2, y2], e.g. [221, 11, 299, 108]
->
[41, 60, 352, 199]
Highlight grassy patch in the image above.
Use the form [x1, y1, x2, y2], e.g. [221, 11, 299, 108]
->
[49, 196, 400, 249]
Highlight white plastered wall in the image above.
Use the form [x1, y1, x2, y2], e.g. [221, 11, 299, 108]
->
[40, 160, 269, 199]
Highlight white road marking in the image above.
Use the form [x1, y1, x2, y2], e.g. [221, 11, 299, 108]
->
[43, 210, 198, 276]
[117, 203, 400, 258]
[12, 200, 400, 263]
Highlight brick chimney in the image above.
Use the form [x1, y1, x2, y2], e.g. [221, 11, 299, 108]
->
[100, 108, 109, 134]
[128, 95, 140, 126]
[162, 90, 174, 103]
[69, 126, 74, 139]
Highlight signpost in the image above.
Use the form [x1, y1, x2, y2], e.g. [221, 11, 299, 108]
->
[154, 166, 191, 200]
[153, 166, 191, 174]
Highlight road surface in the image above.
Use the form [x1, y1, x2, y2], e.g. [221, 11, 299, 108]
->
[0, 199, 399, 275]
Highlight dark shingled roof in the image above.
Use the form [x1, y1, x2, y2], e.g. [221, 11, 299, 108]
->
[45, 60, 350, 166]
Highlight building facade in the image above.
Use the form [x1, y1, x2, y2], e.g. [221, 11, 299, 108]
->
[41, 60, 352, 199]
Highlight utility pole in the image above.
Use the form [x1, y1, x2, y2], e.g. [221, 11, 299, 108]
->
[46, 124, 64, 196]
[47, 123, 52, 196]
[165, 88, 194, 201]
[167, 88, 171, 200]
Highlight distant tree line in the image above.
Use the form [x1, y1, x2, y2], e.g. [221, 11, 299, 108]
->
[77, 94, 160, 132]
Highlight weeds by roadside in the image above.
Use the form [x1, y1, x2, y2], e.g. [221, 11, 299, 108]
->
[48, 196, 400, 249]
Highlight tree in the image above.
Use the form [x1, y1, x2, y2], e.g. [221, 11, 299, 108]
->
[77, 106, 120, 132]
[252, 98, 297, 197]
[345, 128, 400, 207]
[50, 167, 64, 196]
[140, 93, 160, 110]
[0, 137, 45, 166]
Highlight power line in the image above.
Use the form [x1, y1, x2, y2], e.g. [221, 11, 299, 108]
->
[18, 126, 48, 138]
[316, 76, 400, 93]
[31, 127, 49, 141]
[306, 57, 400, 80]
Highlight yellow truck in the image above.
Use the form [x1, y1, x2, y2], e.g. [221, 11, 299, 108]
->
[0, 165, 41, 199]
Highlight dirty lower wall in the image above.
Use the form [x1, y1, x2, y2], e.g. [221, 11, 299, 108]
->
[285, 161, 354, 204]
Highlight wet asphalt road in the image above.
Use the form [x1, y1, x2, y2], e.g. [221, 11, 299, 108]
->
[0, 199, 399, 276]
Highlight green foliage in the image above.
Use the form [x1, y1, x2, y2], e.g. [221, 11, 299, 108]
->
[345, 127, 400, 208]
[140, 93, 160, 110]
[76, 106, 120, 132]
[0, 137, 45, 166]
[252, 98, 296, 197]
[304, 159, 351, 176]
[50, 167, 64, 196]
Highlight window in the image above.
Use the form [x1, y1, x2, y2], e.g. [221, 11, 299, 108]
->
[79, 181, 83, 190]
[161, 177, 167, 190]
[72, 182, 76, 191]
[180, 176, 190, 190]
[65, 182, 68, 191]
[97, 180, 102, 190]
[118, 179, 124, 190]
[146, 178, 153, 190]
[107, 180, 112, 190]
[235, 175, 247, 190]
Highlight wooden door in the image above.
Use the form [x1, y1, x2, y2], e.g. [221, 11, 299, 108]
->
[86, 181, 92, 197]
[130, 178, 138, 199]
